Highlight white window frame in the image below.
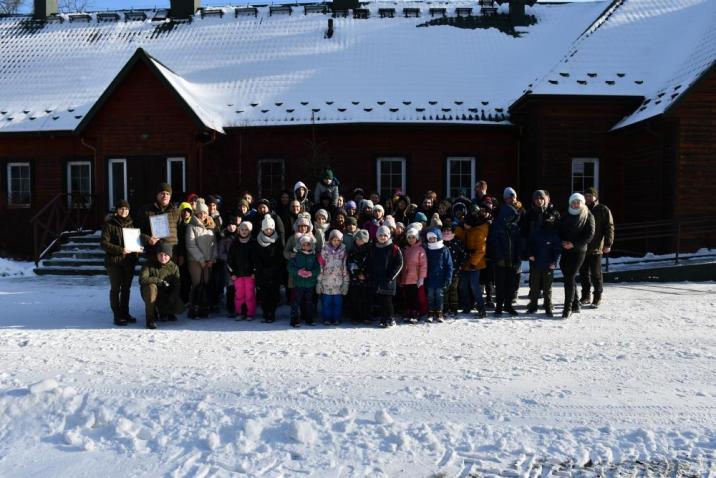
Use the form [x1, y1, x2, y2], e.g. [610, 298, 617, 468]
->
[108, 158, 127, 211]
[571, 157, 600, 193]
[66, 160, 92, 208]
[446, 156, 476, 198]
[166, 157, 186, 193]
[6, 162, 31, 208]
[257, 158, 285, 199]
[376, 157, 406, 198]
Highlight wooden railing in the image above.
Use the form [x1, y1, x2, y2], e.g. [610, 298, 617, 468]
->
[606, 216, 716, 271]
[29, 193, 100, 264]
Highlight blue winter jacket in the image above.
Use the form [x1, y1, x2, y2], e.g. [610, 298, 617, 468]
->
[424, 228, 454, 289]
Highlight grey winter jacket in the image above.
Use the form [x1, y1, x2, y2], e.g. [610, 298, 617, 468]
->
[186, 216, 217, 263]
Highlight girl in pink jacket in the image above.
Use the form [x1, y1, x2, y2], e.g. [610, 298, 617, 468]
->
[399, 228, 427, 323]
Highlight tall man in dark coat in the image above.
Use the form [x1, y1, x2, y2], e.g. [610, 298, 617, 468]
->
[580, 187, 615, 308]
[137, 182, 182, 258]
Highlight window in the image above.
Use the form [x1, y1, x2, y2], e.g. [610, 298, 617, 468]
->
[7, 162, 31, 207]
[446, 157, 475, 198]
[376, 157, 406, 199]
[108, 158, 127, 211]
[258, 159, 285, 200]
[67, 161, 92, 208]
[572, 158, 599, 193]
[166, 157, 186, 198]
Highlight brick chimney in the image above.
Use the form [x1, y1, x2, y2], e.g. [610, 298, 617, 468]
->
[509, 0, 526, 23]
[33, 0, 58, 20]
[170, 0, 200, 18]
[333, 0, 359, 11]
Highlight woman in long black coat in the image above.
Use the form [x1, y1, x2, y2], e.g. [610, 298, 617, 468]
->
[559, 193, 595, 318]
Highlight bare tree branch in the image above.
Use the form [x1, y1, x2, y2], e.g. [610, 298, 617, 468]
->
[0, 0, 23, 14]
[59, 0, 94, 13]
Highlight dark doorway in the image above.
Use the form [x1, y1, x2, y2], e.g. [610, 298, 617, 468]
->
[127, 157, 166, 209]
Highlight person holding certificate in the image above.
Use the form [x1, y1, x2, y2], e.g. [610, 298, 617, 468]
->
[137, 182, 181, 257]
[100, 200, 140, 326]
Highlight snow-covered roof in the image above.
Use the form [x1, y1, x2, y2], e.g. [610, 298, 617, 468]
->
[0, 1, 607, 133]
[523, 0, 716, 129]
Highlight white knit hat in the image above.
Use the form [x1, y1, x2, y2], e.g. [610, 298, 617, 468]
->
[315, 209, 329, 220]
[355, 229, 370, 243]
[261, 214, 275, 231]
[383, 215, 396, 229]
[329, 229, 343, 241]
[406, 228, 419, 239]
[373, 204, 385, 214]
[569, 192, 586, 205]
[503, 187, 517, 199]
[376, 225, 391, 237]
[407, 222, 423, 232]
[239, 221, 253, 232]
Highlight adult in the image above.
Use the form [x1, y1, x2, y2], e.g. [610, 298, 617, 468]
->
[100, 199, 140, 326]
[472, 180, 499, 221]
[559, 193, 596, 319]
[176, 201, 194, 304]
[185, 200, 218, 318]
[488, 190, 523, 316]
[524, 190, 561, 316]
[206, 195, 223, 231]
[293, 181, 313, 213]
[139, 242, 184, 329]
[580, 187, 614, 308]
[393, 194, 411, 224]
[253, 215, 284, 323]
[275, 190, 293, 233]
[502, 187, 525, 304]
[369, 226, 404, 328]
[137, 182, 181, 257]
[454, 210, 489, 317]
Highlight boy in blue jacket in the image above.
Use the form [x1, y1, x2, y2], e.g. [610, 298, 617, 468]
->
[524, 190, 561, 316]
[424, 228, 453, 323]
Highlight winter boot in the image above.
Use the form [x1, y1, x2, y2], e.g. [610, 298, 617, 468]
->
[572, 300, 581, 314]
[435, 311, 445, 323]
[424, 312, 434, 324]
[476, 306, 487, 319]
[146, 319, 157, 329]
[526, 301, 538, 314]
[124, 314, 137, 324]
[579, 293, 591, 306]
[592, 292, 602, 308]
[505, 305, 519, 316]
[544, 302, 554, 317]
[188, 306, 198, 320]
[113, 316, 128, 326]
[561, 306, 572, 319]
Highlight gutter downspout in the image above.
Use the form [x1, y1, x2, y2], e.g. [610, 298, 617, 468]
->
[80, 136, 100, 227]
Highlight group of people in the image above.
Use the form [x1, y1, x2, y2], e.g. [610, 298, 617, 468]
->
[100, 168, 614, 329]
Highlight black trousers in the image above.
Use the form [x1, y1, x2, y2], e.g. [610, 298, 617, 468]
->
[528, 265, 554, 305]
[349, 282, 371, 322]
[403, 284, 419, 313]
[377, 293, 394, 321]
[580, 253, 604, 296]
[480, 260, 495, 301]
[560, 250, 587, 311]
[107, 261, 135, 320]
[258, 281, 280, 317]
[494, 265, 519, 308]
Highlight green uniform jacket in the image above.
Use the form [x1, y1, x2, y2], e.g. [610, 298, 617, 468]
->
[100, 214, 140, 267]
[288, 252, 320, 288]
[587, 202, 614, 255]
[139, 258, 181, 292]
[137, 202, 181, 247]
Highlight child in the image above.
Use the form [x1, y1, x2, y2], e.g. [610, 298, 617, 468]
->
[441, 225, 466, 317]
[313, 167, 339, 207]
[227, 222, 256, 320]
[317, 230, 350, 325]
[347, 229, 371, 324]
[313, 209, 330, 243]
[424, 228, 453, 323]
[288, 235, 320, 327]
[399, 228, 427, 323]
[364, 204, 385, 239]
[139, 243, 184, 329]
[369, 226, 403, 328]
[217, 216, 240, 317]
[455, 210, 489, 318]
[525, 191, 561, 317]
[254, 215, 284, 323]
[343, 216, 358, 252]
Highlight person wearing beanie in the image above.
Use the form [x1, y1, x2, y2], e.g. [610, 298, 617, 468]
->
[313, 167, 340, 207]
[317, 229, 350, 325]
[522, 189, 561, 317]
[136, 182, 181, 258]
[383, 215, 397, 231]
[500, 188, 525, 305]
[358, 199, 374, 225]
[206, 195, 223, 231]
[441, 224, 467, 317]
[579, 187, 614, 308]
[393, 221, 407, 247]
[399, 227, 427, 323]
[424, 228, 453, 323]
[352, 188, 365, 203]
[342, 216, 358, 252]
[217, 215, 241, 317]
[176, 201, 195, 304]
[185, 198, 218, 319]
[345, 200, 358, 217]
[288, 234, 320, 327]
[346, 228, 372, 324]
[101, 199, 141, 326]
[313, 208, 330, 243]
[454, 207, 490, 318]
[252, 211, 284, 323]
[369, 225, 403, 328]
[251, 200, 286, 246]
[429, 213, 443, 230]
[364, 204, 386, 240]
[226, 221, 257, 320]
[414, 211, 428, 224]
[139, 241, 184, 329]
[283, 212, 323, 293]
[559, 193, 596, 318]
[488, 199, 523, 317]
[503, 187, 517, 200]
[330, 208, 347, 234]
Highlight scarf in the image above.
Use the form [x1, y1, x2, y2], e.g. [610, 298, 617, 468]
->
[314, 221, 329, 235]
[257, 230, 277, 247]
[375, 238, 393, 248]
[427, 240, 444, 250]
[238, 233, 251, 244]
[569, 205, 589, 230]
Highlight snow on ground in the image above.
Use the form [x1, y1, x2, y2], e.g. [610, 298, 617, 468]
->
[0, 258, 35, 278]
[0, 275, 714, 477]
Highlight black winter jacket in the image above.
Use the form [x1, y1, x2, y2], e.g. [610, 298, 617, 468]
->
[100, 214, 140, 267]
[560, 210, 596, 253]
[226, 238, 256, 277]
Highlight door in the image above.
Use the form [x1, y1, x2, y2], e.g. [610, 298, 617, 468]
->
[127, 157, 167, 209]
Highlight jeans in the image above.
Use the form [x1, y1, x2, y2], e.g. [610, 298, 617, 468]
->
[459, 269, 484, 311]
[580, 253, 603, 296]
[426, 287, 445, 312]
[494, 265, 519, 308]
[321, 294, 343, 323]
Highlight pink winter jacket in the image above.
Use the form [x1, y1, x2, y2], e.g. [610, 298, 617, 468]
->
[399, 241, 427, 286]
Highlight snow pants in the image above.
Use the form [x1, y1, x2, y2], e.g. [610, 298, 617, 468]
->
[233, 276, 256, 318]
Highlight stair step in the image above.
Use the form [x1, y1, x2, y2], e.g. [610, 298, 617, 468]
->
[65, 236, 101, 244]
[52, 251, 106, 259]
[43, 259, 106, 267]
[62, 244, 104, 251]
[34, 267, 108, 276]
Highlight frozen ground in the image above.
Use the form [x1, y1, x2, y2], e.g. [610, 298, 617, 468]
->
[0, 273, 714, 477]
